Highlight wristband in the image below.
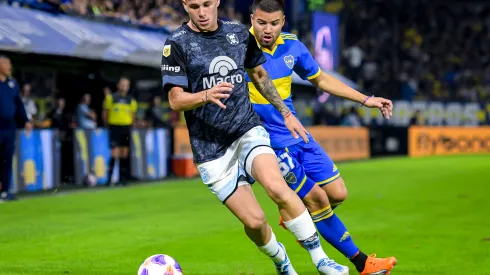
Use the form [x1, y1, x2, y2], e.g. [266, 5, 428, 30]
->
[202, 90, 208, 103]
[284, 111, 292, 119]
[361, 95, 373, 107]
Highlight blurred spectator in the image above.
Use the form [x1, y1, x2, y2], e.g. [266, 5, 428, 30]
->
[409, 110, 425, 126]
[343, 42, 364, 83]
[340, 107, 362, 127]
[47, 97, 69, 130]
[145, 95, 171, 128]
[77, 93, 97, 129]
[21, 84, 38, 121]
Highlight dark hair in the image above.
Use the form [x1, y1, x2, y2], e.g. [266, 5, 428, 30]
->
[0, 54, 8, 60]
[252, 0, 284, 13]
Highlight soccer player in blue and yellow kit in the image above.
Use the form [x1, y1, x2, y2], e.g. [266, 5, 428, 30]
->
[247, 0, 397, 274]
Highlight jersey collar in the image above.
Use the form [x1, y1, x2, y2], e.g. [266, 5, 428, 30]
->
[249, 27, 284, 56]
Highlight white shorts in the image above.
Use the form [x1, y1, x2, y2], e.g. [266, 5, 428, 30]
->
[196, 126, 275, 203]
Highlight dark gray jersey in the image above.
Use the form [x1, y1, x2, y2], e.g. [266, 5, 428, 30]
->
[161, 21, 266, 163]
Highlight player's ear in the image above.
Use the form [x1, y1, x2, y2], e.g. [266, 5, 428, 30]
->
[250, 14, 254, 25]
[216, 0, 220, 8]
[282, 15, 285, 27]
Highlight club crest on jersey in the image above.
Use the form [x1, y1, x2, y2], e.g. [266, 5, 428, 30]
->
[226, 33, 239, 45]
[8, 81, 15, 88]
[284, 55, 294, 69]
[163, 45, 171, 57]
[285, 172, 297, 184]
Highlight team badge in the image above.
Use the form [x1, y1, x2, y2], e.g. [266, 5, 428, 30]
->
[284, 55, 294, 69]
[285, 172, 297, 184]
[163, 45, 171, 57]
[226, 33, 239, 45]
[8, 81, 14, 88]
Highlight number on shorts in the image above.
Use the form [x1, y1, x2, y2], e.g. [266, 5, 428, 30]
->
[277, 152, 295, 177]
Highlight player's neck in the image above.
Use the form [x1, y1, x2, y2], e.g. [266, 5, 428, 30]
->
[0, 75, 6, 82]
[188, 20, 219, 33]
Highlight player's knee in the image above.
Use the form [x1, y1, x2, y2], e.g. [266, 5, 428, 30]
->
[264, 179, 295, 206]
[328, 186, 348, 204]
[303, 185, 330, 212]
[242, 211, 267, 231]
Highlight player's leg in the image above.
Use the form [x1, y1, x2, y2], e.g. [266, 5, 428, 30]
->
[0, 129, 15, 200]
[321, 177, 347, 209]
[275, 145, 349, 274]
[302, 140, 346, 209]
[225, 183, 297, 274]
[240, 127, 344, 274]
[107, 126, 120, 186]
[197, 141, 297, 274]
[302, 140, 397, 274]
[118, 126, 131, 184]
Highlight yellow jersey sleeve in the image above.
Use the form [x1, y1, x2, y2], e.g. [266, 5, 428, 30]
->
[103, 94, 113, 110]
[131, 99, 137, 113]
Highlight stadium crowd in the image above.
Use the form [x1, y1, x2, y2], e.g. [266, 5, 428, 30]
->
[341, 0, 490, 102]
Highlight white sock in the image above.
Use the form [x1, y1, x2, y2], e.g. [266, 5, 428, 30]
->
[283, 209, 328, 266]
[257, 227, 286, 264]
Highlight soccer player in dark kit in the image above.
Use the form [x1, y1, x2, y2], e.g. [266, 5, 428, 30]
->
[160, 0, 348, 274]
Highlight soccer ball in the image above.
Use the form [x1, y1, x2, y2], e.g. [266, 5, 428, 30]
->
[137, 254, 183, 275]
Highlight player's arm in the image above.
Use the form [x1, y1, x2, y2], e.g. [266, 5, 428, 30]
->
[162, 40, 232, 111]
[244, 32, 308, 141]
[246, 65, 290, 116]
[295, 41, 393, 119]
[13, 82, 29, 127]
[102, 94, 112, 126]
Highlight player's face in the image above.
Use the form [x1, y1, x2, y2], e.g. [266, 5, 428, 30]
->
[0, 57, 12, 77]
[251, 8, 285, 49]
[183, 0, 220, 32]
[118, 78, 130, 95]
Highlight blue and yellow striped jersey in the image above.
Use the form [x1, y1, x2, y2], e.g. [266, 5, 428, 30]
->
[246, 29, 321, 149]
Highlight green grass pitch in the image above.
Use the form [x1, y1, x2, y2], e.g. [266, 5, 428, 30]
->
[1, 155, 490, 275]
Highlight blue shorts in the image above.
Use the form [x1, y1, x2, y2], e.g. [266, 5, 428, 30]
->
[274, 139, 340, 199]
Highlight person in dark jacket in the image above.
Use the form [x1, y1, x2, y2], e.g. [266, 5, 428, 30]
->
[0, 55, 31, 201]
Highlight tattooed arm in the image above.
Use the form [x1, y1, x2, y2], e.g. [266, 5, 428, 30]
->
[246, 66, 291, 117]
[246, 65, 309, 142]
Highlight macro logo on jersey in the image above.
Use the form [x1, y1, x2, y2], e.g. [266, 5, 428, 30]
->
[284, 55, 294, 69]
[163, 45, 171, 57]
[226, 33, 239, 45]
[202, 56, 244, 89]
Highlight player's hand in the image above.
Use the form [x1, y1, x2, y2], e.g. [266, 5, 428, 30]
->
[205, 82, 234, 109]
[364, 96, 393, 119]
[284, 113, 309, 143]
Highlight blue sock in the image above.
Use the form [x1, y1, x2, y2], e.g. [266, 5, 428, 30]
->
[311, 205, 359, 258]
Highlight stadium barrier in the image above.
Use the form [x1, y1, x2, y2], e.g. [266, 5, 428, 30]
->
[171, 125, 371, 178]
[307, 126, 371, 161]
[10, 129, 61, 194]
[72, 128, 171, 185]
[11, 128, 171, 194]
[408, 126, 490, 157]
